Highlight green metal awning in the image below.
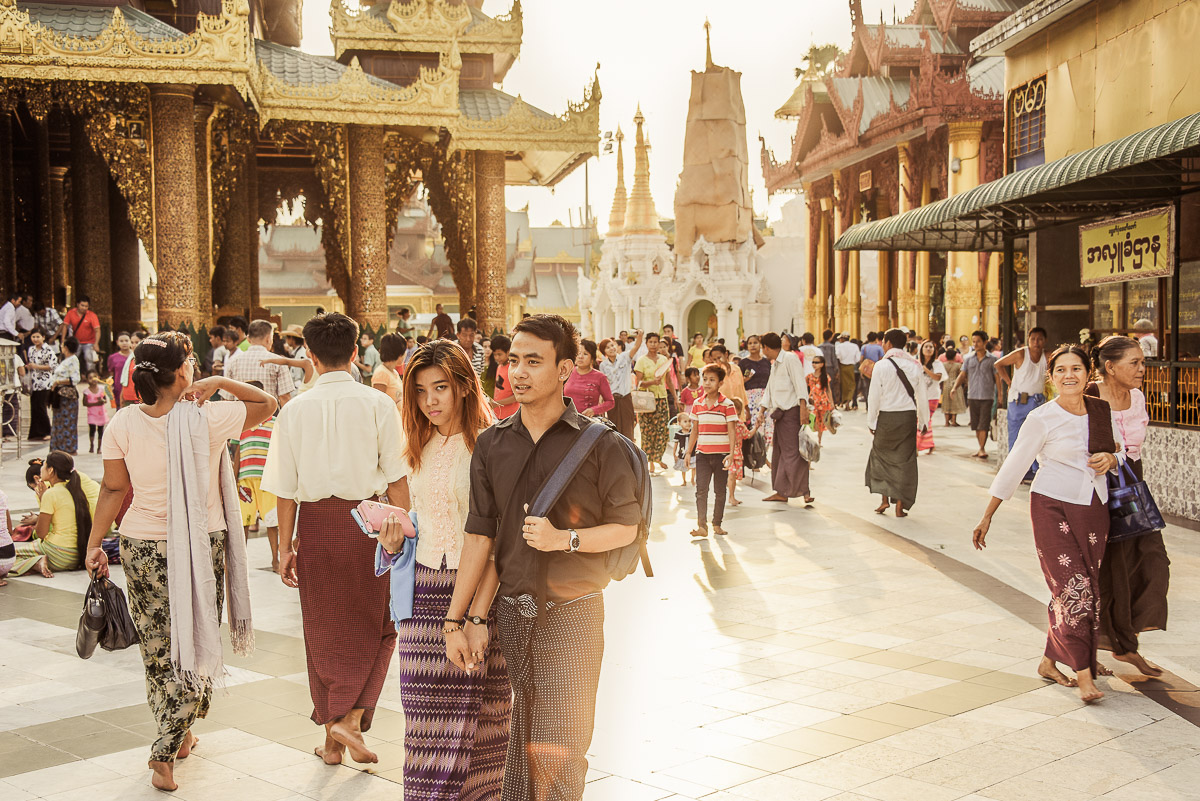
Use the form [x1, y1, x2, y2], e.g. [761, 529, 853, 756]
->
[835, 110, 1200, 252]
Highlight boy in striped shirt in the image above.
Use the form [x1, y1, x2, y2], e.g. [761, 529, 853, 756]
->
[685, 364, 739, 537]
[235, 381, 280, 569]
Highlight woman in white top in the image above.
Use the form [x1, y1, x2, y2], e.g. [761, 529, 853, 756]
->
[1086, 335, 1170, 678]
[379, 340, 510, 799]
[599, 336, 637, 440]
[84, 332, 276, 791]
[916, 340, 946, 453]
[973, 345, 1122, 703]
[48, 336, 81, 454]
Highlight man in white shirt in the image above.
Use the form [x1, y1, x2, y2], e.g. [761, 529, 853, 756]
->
[866, 328, 930, 517]
[798, 332, 822, 377]
[758, 332, 812, 504]
[263, 312, 409, 768]
[1132, 318, 1158, 358]
[0, 292, 19, 341]
[835, 333, 861, 410]
[994, 326, 1048, 481]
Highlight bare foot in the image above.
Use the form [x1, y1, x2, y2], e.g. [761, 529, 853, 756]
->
[176, 731, 199, 759]
[713, 526, 728, 536]
[874, 501, 889, 514]
[0, 579, 6, 587]
[1037, 656, 1077, 687]
[36, 556, 54, 578]
[894, 501, 908, 518]
[314, 731, 345, 766]
[690, 528, 708, 538]
[149, 760, 177, 791]
[763, 493, 788, 502]
[728, 498, 741, 506]
[1076, 670, 1104, 703]
[329, 719, 377, 764]
[1114, 651, 1164, 677]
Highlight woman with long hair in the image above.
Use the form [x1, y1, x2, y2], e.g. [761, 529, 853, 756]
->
[973, 345, 1122, 703]
[939, 343, 966, 426]
[380, 339, 510, 800]
[84, 331, 276, 791]
[49, 336, 81, 453]
[25, 327, 56, 441]
[11, 452, 98, 577]
[634, 332, 671, 474]
[916, 340, 946, 453]
[806, 355, 834, 445]
[741, 335, 773, 446]
[1086, 335, 1170, 677]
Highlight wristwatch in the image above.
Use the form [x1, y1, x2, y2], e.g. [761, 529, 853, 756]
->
[565, 528, 581, 553]
[465, 615, 487, 626]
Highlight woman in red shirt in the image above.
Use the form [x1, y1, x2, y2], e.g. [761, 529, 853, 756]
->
[564, 339, 614, 417]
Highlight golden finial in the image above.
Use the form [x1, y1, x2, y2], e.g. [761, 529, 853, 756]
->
[704, 18, 713, 69]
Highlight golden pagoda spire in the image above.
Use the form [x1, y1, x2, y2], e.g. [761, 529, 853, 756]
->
[623, 106, 659, 236]
[705, 18, 713, 70]
[607, 126, 627, 238]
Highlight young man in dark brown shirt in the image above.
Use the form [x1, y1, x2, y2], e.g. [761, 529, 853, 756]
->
[448, 314, 640, 801]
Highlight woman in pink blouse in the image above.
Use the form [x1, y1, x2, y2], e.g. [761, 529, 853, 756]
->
[564, 339, 614, 417]
[386, 340, 511, 798]
[1086, 335, 1170, 678]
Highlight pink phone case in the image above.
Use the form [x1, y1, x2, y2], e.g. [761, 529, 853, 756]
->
[355, 500, 416, 538]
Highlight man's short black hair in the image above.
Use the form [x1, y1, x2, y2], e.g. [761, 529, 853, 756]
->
[663, 324, 675, 333]
[1029, 326, 1048, 338]
[972, 329, 988, 342]
[209, 325, 226, 339]
[822, 329, 833, 341]
[76, 295, 90, 305]
[761, 332, 782, 350]
[866, 331, 878, 342]
[512, 313, 578, 364]
[644, 331, 661, 344]
[229, 316, 248, 334]
[883, 328, 907, 350]
[6, 291, 20, 302]
[416, 335, 429, 345]
[802, 332, 815, 345]
[303, 312, 359, 366]
[710, 343, 728, 356]
[361, 329, 375, 341]
[457, 318, 478, 333]
[702, 363, 727, 382]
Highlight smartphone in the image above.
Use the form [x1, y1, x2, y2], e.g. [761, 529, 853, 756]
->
[350, 508, 376, 538]
[351, 500, 417, 539]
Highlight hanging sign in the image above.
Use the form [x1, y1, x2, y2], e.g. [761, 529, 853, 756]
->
[1079, 206, 1174, 286]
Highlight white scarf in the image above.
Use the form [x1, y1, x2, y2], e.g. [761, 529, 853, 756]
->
[165, 403, 254, 692]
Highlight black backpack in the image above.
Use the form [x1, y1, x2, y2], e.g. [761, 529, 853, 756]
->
[742, 430, 767, 471]
[528, 417, 653, 579]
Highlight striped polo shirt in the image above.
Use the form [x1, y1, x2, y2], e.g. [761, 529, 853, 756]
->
[691, 393, 736, 454]
[236, 418, 275, 481]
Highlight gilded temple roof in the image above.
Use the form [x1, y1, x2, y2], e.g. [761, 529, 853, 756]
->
[459, 88, 555, 123]
[23, 2, 184, 40]
[255, 40, 400, 91]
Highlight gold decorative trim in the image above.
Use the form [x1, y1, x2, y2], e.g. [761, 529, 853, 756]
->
[0, 0, 252, 92]
[330, 0, 521, 61]
[249, 49, 460, 127]
[448, 73, 600, 156]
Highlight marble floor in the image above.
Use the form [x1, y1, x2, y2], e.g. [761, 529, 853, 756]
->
[1, 414, 1197, 801]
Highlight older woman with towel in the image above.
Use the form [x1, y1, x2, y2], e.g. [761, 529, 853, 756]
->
[85, 331, 276, 792]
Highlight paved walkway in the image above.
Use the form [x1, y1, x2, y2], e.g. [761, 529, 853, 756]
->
[0, 412, 1197, 801]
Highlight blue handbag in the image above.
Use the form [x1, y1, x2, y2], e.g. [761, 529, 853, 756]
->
[1106, 461, 1164, 542]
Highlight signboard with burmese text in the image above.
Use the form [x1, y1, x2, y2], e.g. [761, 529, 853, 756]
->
[1079, 206, 1174, 286]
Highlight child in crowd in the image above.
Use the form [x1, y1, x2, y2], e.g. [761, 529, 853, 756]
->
[685, 364, 738, 538]
[82, 372, 109, 453]
[672, 413, 695, 485]
[0, 489, 13, 586]
[727, 397, 760, 507]
[680, 367, 701, 408]
[235, 381, 280, 570]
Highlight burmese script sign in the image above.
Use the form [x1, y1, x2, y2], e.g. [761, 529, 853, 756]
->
[1080, 206, 1174, 286]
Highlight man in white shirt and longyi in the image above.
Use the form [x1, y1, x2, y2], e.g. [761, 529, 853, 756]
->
[866, 328, 931, 518]
[263, 312, 409, 768]
[757, 332, 813, 504]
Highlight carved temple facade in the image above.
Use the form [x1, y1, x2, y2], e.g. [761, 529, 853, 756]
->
[0, 0, 598, 338]
[761, 0, 1023, 340]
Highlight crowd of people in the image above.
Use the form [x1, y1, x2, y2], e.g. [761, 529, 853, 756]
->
[0, 299, 1174, 793]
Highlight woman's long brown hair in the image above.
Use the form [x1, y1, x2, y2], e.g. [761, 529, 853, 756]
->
[401, 340, 494, 471]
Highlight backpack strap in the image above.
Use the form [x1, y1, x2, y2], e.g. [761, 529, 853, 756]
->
[888, 358, 918, 407]
[528, 422, 609, 519]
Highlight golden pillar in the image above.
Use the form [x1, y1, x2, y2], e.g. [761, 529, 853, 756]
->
[915, 178, 932, 337]
[70, 116, 112, 328]
[847, 206, 861, 337]
[347, 124, 388, 330]
[35, 118, 53, 306]
[946, 121, 984, 340]
[150, 85, 200, 327]
[110, 181, 142, 332]
[814, 202, 830, 334]
[984, 253, 1001, 335]
[195, 103, 213, 324]
[831, 170, 846, 333]
[247, 154, 260, 312]
[0, 112, 15, 295]
[49, 167, 69, 305]
[474, 150, 507, 336]
[214, 152, 251, 315]
[895, 143, 914, 329]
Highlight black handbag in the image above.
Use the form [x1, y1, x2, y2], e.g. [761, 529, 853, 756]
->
[1107, 461, 1165, 542]
[75, 574, 139, 659]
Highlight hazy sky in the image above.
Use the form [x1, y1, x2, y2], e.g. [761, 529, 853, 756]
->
[302, 0, 897, 229]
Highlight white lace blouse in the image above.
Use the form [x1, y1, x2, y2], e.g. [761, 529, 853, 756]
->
[410, 430, 478, 570]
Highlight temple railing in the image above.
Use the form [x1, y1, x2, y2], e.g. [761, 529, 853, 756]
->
[1144, 361, 1200, 428]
